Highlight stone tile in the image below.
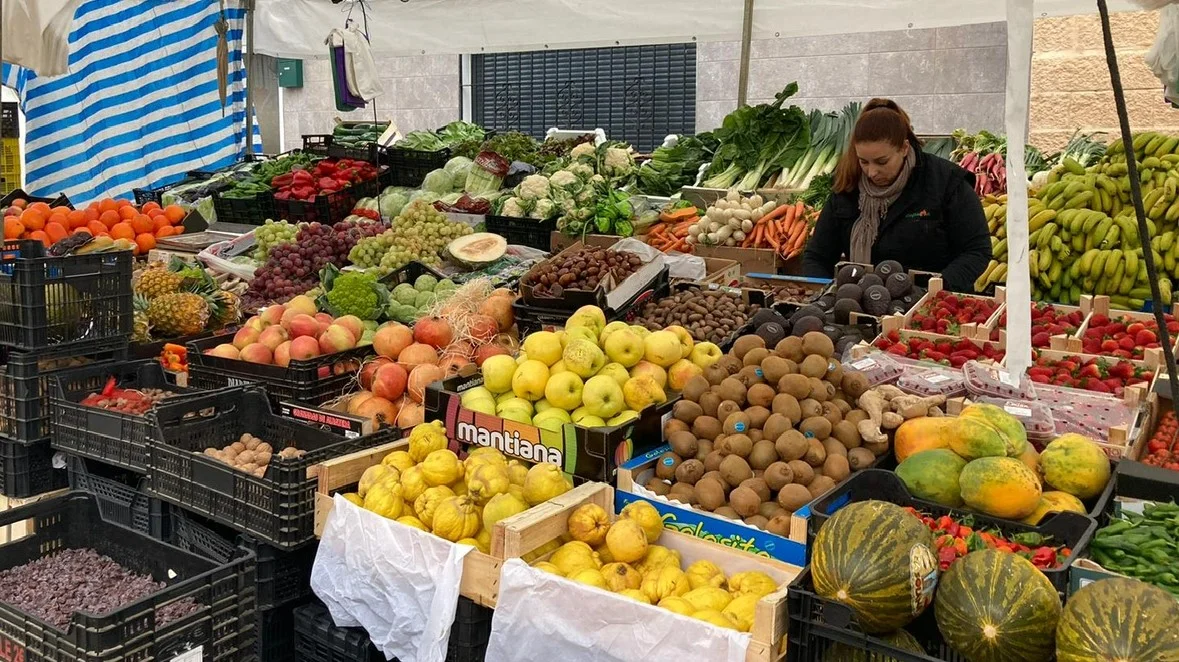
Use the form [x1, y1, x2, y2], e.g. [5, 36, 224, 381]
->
[796, 54, 873, 98]
[866, 28, 938, 53]
[377, 55, 460, 78]
[867, 50, 939, 96]
[1030, 89, 1173, 131]
[698, 41, 740, 62]
[697, 60, 739, 102]
[301, 57, 333, 83]
[886, 95, 941, 133]
[1031, 51, 1154, 93]
[936, 22, 1007, 49]
[696, 100, 735, 132]
[385, 76, 459, 110]
[792, 97, 861, 114]
[750, 35, 866, 59]
[394, 108, 461, 133]
[935, 93, 1005, 133]
[1035, 11, 1158, 52]
[934, 46, 1007, 94]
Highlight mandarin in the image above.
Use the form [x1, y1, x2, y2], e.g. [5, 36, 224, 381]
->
[110, 223, 136, 240]
[119, 205, 138, 221]
[131, 214, 154, 234]
[163, 205, 185, 224]
[86, 220, 108, 236]
[135, 233, 156, 253]
[98, 199, 119, 214]
[19, 209, 45, 231]
[28, 230, 49, 247]
[4, 218, 24, 239]
[44, 223, 68, 243]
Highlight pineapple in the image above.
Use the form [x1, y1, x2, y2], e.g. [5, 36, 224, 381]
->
[210, 290, 241, 328]
[135, 263, 185, 300]
[132, 293, 152, 343]
[147, 292, 210, 337]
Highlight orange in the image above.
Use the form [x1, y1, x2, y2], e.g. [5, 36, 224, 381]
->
[28, 230, 49, 247]
[47, 213, 68, 229]
[164, 205, 185, 224]
[83, 207, 100, 223]
[98, 199, 119, 214]
[141, 202, 161, 215]
[135, 233, 156, 253]
[10, 198, 27, 209]
[152, 216, 171, 232]
[118, 205, 138, 221]
[44, 223, 68, 244]
[115, 198, 133, 209]
[86, 220, 108, 236]
[19, 209, 45, 231]
[172, 225, 184, 235]
[98, 210, 121, 229]
[28, 202, 51, 216]
[4, 218, 24, 239]
[156, 225, 176, 237]
[66, 210, 87, 229]
[131, 214, 154, 234]
[110, 223, 136, 241]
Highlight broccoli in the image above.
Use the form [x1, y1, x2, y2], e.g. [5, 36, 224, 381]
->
[324, 271, 384, 320]
[414, 274, 438, 292]
[392, 283, 418, 306]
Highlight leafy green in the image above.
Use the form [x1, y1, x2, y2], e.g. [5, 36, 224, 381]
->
[397, 131, 447, 152]
[481, 131, 541, 164]
[594, 186, 633, 236]
[778, 101, 859, 190]
[703, 83, 810, 190]
[633, 133, 719, 196]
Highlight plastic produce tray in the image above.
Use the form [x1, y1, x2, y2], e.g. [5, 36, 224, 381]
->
[65, 455, 169, 539]
[258, 600, 300, 662]
[383, 146, 450, 188]
[186, 333, 375, 407]
[483, 215, 556, 251]
[0, 492, 257, 662]
[146, 388, 401, 548]
[271, 172, 385, 225]
[213, 190, 275, 226]
[445, 596, 494, 662]
[51, 358, 205, 472]
[0, 434, 65, 498]
[0, 188, 72, 210]
[0, 240, 133, 352]
[294, 601, 382, 662]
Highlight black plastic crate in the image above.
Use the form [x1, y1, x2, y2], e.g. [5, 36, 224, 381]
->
[304, 134, 382, 164]
[294, 601, 382, 662]
[1, 102, 17, 138]
[0, 492, 257, 662]
[0, 188, 72, 210]
[65, 455, 169, 539]
[512, 268, 669, 337]
[0, 341, 129, 443]
[383, 146, 450, 187]
[0, 240, 133, 352]
[0, 434, 65, 498]
[132, 172, 209, 207]
[379, 261, 447, 289]
[302, 134, 332, 157]
[51, 358, 206, 472]
[807, 469, 1097, 596]
[483, 215, 556, 251]
[446, 596, 493, 662]
[146, 388, 401, 548]
[186, 334, 375, 407]
[258, 601, 300, 662]
[213, 190, 275, 226]
[272, 172, 385, 225]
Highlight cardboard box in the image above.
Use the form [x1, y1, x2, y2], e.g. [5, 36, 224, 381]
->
[692, 245, 781, 275]
[740, 273, 829, 304]
[521, 240, 668, 314]
[702, 257, 741, 285]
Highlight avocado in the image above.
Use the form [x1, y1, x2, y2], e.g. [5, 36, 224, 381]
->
[791, 315, 825, 336]
[836, 264, 863, 285]
[857, 273, 884, 292]
[756, 322, 787, 348]
[886, 272, 913, 298]
[834, 283, 863, 303]
[816, 294, 837, 311]
[875, 260, 904, 279]
[833, 298, 863, 324]
[862, 284, 892, 316]
[790, 305, 825, 326]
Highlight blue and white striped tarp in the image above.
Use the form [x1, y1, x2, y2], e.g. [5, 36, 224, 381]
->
[2, 0, 262, 203]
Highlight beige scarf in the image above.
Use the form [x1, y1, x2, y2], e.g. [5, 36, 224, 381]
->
[850, 147, 918, 264]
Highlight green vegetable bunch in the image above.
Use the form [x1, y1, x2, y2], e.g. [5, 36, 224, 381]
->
[481, 131, 541, 164]
[703, 82, 810, 191]
[634, 133, 718, 196]
[317, 264, 390, 321]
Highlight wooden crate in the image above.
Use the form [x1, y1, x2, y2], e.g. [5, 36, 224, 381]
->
[499, 482, 801, 662]
[869, 324, 1006, 366]
[899, 277, 1006, 342]
[0, 488, 68, 544]
[1054, 301, 1179, 357]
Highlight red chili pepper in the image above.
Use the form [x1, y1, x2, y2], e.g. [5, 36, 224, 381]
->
[101, 375, 117, 398]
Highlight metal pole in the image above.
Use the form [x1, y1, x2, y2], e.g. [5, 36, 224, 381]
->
[245, 0, 255, 156]
[737, 0, 754, 106]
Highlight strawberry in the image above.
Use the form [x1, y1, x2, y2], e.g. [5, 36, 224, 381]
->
[1101, 339, 1119, 353]
[1118, 336, 1137, 351]
[1136, 329, 1158, 345]
[1032, 331, 1051, 347]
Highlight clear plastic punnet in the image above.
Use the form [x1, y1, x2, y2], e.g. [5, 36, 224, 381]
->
[974, 397, 1057, 439]
[963, 360, 1039, 400]
[841, 350, 905, 386]
[1034, 384, 1140, 441]
[897, 365, 967, 398]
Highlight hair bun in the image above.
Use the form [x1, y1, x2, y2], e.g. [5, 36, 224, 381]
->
[865, 98, 900, 112]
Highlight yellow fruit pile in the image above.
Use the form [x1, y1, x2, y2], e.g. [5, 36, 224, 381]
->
[529, 500, 780, 632]
[342, 421, 573, 550]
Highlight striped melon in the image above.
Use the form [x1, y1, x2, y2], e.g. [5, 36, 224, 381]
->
[812, 500, 936, 634]
[825, 629, 925, 661]
[934, 549, 1061, 662]
[1056, 577, 1179, 662]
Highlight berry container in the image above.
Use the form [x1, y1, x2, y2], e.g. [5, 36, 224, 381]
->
[842, 351, 904, 386]
[896, 366, 967, 398]
[963, 360, 1038, 400]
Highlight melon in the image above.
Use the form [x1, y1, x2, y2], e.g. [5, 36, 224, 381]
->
[448, 232, 507, 268]
[1039, 433, 1110, 500]
[959, 456, 1042, 520]
[824, 629, 925, 661]
[935, 549, 1061, 662]
[895, 448, 967, 507]
[811, 500, 936, 634]
[1056, 577, 1179, 662]
[947, 418, 1008, 460]
[1021, 491, 1086, 525]
[958, 403, 1028, 457]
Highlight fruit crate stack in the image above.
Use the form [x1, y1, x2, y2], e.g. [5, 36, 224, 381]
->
[0, 239, 134, 498]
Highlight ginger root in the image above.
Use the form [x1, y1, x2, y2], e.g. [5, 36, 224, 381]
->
[881, 411, 904, 430]
[890, 394, 948, 419]
[857, 419, 889, 445]
[856, 389, 890, 444]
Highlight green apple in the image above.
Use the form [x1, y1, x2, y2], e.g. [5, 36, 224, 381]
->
[565, 305, 606, 339]
[461, 386, 496, 406]
[607, 410, 640, 426]
[498, 408, 533, 425]
[663, 325, 696, 359]
[562, 338, 606, 378]
[581, 375, 625, 419]
[522, 331, 563, 366]
[643, 330, 683, 368]
[571, 406, 593, 423]
[629, 325, 651, 339]
[667, 358, 704, 391]
[465, 398, 497, 416]
[544, 371, 585, 410]
[511, 359, 551, 401]
[596, 362, 631, 389]
[534, 398, 554, 413]
[689, 342, 723, 368]
[564, 325, 598, 347]
[623, 375, 667, 411]
[573, 305, 607, 329]
[496, 397, 535, 416]
[534, 408, 573, 432]
[576, 415, 607, 428]
[481, 355, 518, 394]
[603, 328, 644, 368]
[630, 360, 668, 389]
[598, 321, 631, 345]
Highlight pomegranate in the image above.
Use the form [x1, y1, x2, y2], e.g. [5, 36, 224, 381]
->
[413, 316, 454, 349]
[372, 363, 409, 402]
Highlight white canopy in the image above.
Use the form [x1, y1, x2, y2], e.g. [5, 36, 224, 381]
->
[1, 0, 84, 76]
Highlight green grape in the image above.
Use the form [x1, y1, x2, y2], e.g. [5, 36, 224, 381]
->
[252, 219, 298, 262]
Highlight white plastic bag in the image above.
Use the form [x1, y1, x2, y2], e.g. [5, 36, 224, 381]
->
[197, 237, 258, 281]
[485, 559, 750, 662]
[661, 251, 708, 281]
[312, 495, 474, 662]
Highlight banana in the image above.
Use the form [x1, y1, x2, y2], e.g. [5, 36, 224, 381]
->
[992, 263, 1007, 284]
[1111, 260, 1126, 290]
[1146, 134, 1167, 155]
[1064, 191, 1094, 209]
[1099, 188, 1112, 214]
[1038, 249, 1053, 273]
[1061, 181, 1086, 200]
[1063, 157, 1086, 176]
[1143, 156, 1163, 169]
[1050, 281, 1063, 301]
[1072, 233, 1086, 252]
[1144, 188, 1165, 210]
[1163, 278, 1173, 304]
[1091, 216, 1114, 248]
[1124, 249, 1139, 278]
[1164, 231, 1176, 252]
[1069, 260, 1082, 280]
[1070, 285, 1081, 303]
[1167, 252, 1177, 274]
[1029, 251, 1040, 279]
[1028, 209, 1056, 232]
[1167, 199, 1179, 224]
[1082, 211, 1102, 234]
[1109, 138, 1126, 155]
[1037, 223, 1057, 250]
[1050, 235, 1064, 253]
[1079, 248, 1098, 274]
[1102, 225, 1121, 249]
[975, 261, 999, 292]
[1157, 136, 1179, 157]
[1106, 249, 1123, 278]
[1134, 132, 1156, 151]
[1119, 269, 1136, 295]
[993, 237, 1008, 258]
[1091, 250, 1109, 278]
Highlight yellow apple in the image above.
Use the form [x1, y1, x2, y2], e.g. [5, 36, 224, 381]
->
[630, 361, 668, 389]
[496, 397, 535, 416]
[550, 359, 568, 375]
[571, 406, 594, 423]
[643, 330, 683, 368]
[597, 362, 631, 389]
[599, 321, 631, 345]
[522, 331, 563, 367]
[623, 375, 667, 411]
[544, 372, 585, 411]
[603, 329, 644, 368]
[562, 338, 606, 378]
[667, 358, 704, 391]
[498, 408, 533, 425]
[576, 415, 607, 428]
[461, 386, 496, 407]
[564, 326, 598, 347]
[581, 375, 625, 419]
[664, 325, 695, 359]
[465, 398, 497, 415]
[607, 410, 640, 426]
[629, 325, 652, 338]
[689, 342, 723, 368]
[567, 305, 607, 334]
[533, 408, 572, 431]
[534, 399, 554, 413]
[511, 359, 551, 401]
[481, 355, 518, 394]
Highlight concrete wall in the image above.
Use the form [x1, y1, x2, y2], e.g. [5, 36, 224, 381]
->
[1030, 10, 1168, 151]
[695, 24, 1009, 136]
[279, 55, 461, 152]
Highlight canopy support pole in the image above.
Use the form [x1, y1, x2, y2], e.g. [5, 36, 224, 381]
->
[245, 0, 255, 156]
[1002, 0, 1034, 377]
[737, 0, 754, 106]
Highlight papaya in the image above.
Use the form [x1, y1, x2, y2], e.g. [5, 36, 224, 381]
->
[1018, 444, 1042, 482]
[893, 417, 956, 462]
[1039, 433, 1111, 500]
[947, 418, 1009, 460]
[895, 448, 967, 506]
[959, 456, 1042, 519]
[1022, 491, 1087, 524]
[958, 403, 1028, 457]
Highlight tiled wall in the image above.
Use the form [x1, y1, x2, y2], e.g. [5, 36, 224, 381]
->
[696, 23, 1008, 136]
[280, 55, 461, 151]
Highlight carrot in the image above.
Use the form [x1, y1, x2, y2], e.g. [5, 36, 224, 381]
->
[760, 204, 791, 223]
[794, 200, 806, 221]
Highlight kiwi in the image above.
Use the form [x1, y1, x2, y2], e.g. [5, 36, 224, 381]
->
[704, 450, 726, 474]
[645, 478, 672, 496]
[668, 431, 699, 458]
[722, 411, 751, 437]
[692, 416, 723, 441]
[822, 454, 851, 482]
[804, 438, 828, 467]
[702, 470, 725, 486]
[778, 374, 811, 399]
[760, 356, 791, 384]
[864, 438, 890, 457]
[799, 354, 829, 379]
[714, 506, 740, 520]
[718, 377, 748, 406]
[787, 459, 815, 486]
[841, 372, 870, 399]
[831, 398, 852, 415]
[704, 363, 729, 386]
[774, 336, 805, 362]
[712, 400, 737, 425]
[832, 420, 860, 448]
[771, 393, 802, 424]
[695, 477, 727, 511]
[740, 477, 771, 502]
[719, 455, 754, 488]
[775, 429, 809, 462]
[747, 406, 771, 430]
[862, 284, 892, 316]
[746, 383, 775, 408]
[762, 413, 792, 443]
[825, 359, 844, 385]
[723, 433, 753, 457]
[778, 483, 812, 511]
[748, 440, 778, 470]
[673, 400, 703, 423]
[821, 401, 843, 426]
[699, 391, 722, 418]
[655, 452, 681, 480]
[749, 308, 787, 329]
[668, 482, 697, 505]
[664, 418, 690, 437]
[737, 365, 765, 387]
[799, 398, 823, 419]
[732, 335, 766, 361]
[675, 458, 706, 484]
[807, 377, 830, 401]
[767, 514, 793, 536]
[758, 501, 784, 519]
[718, 355, 743, 375]
[886, 272, 914, 298]
[695, 439, 713, 460]
[847, 447, 876, 470]
[801, 331, 835, 359]
[822, 438, 848, 459]
[748, 429, 764, 443]
[800, 416, 833, 441]
[808, 475, 837, 498]
[742, 347, 771, 368]
[835, 283, 862, 302]
[844, 409, 869, 427]
[744, 515, 770, 530]
[683, 375, 711, 402]
[729, 486, 762, 517]
[790, 305, 825, 326]
[763, 461, 795, 490]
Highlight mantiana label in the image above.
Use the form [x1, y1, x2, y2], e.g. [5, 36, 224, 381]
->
[446, 397, 568, 468]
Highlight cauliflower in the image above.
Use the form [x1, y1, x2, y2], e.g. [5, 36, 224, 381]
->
[570, 142, 596, 160]
[589, 174, 605, 186]
[564, 162, 594, 183]
[324, 271, 384, 320]
[516, 174, 551, 200]
[548, 169, 579, 189]
[576, 188, 597, 206]
[601, 147, 635, 179]
[530, 198, 557, 220]
[500, 196, 529, 218]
